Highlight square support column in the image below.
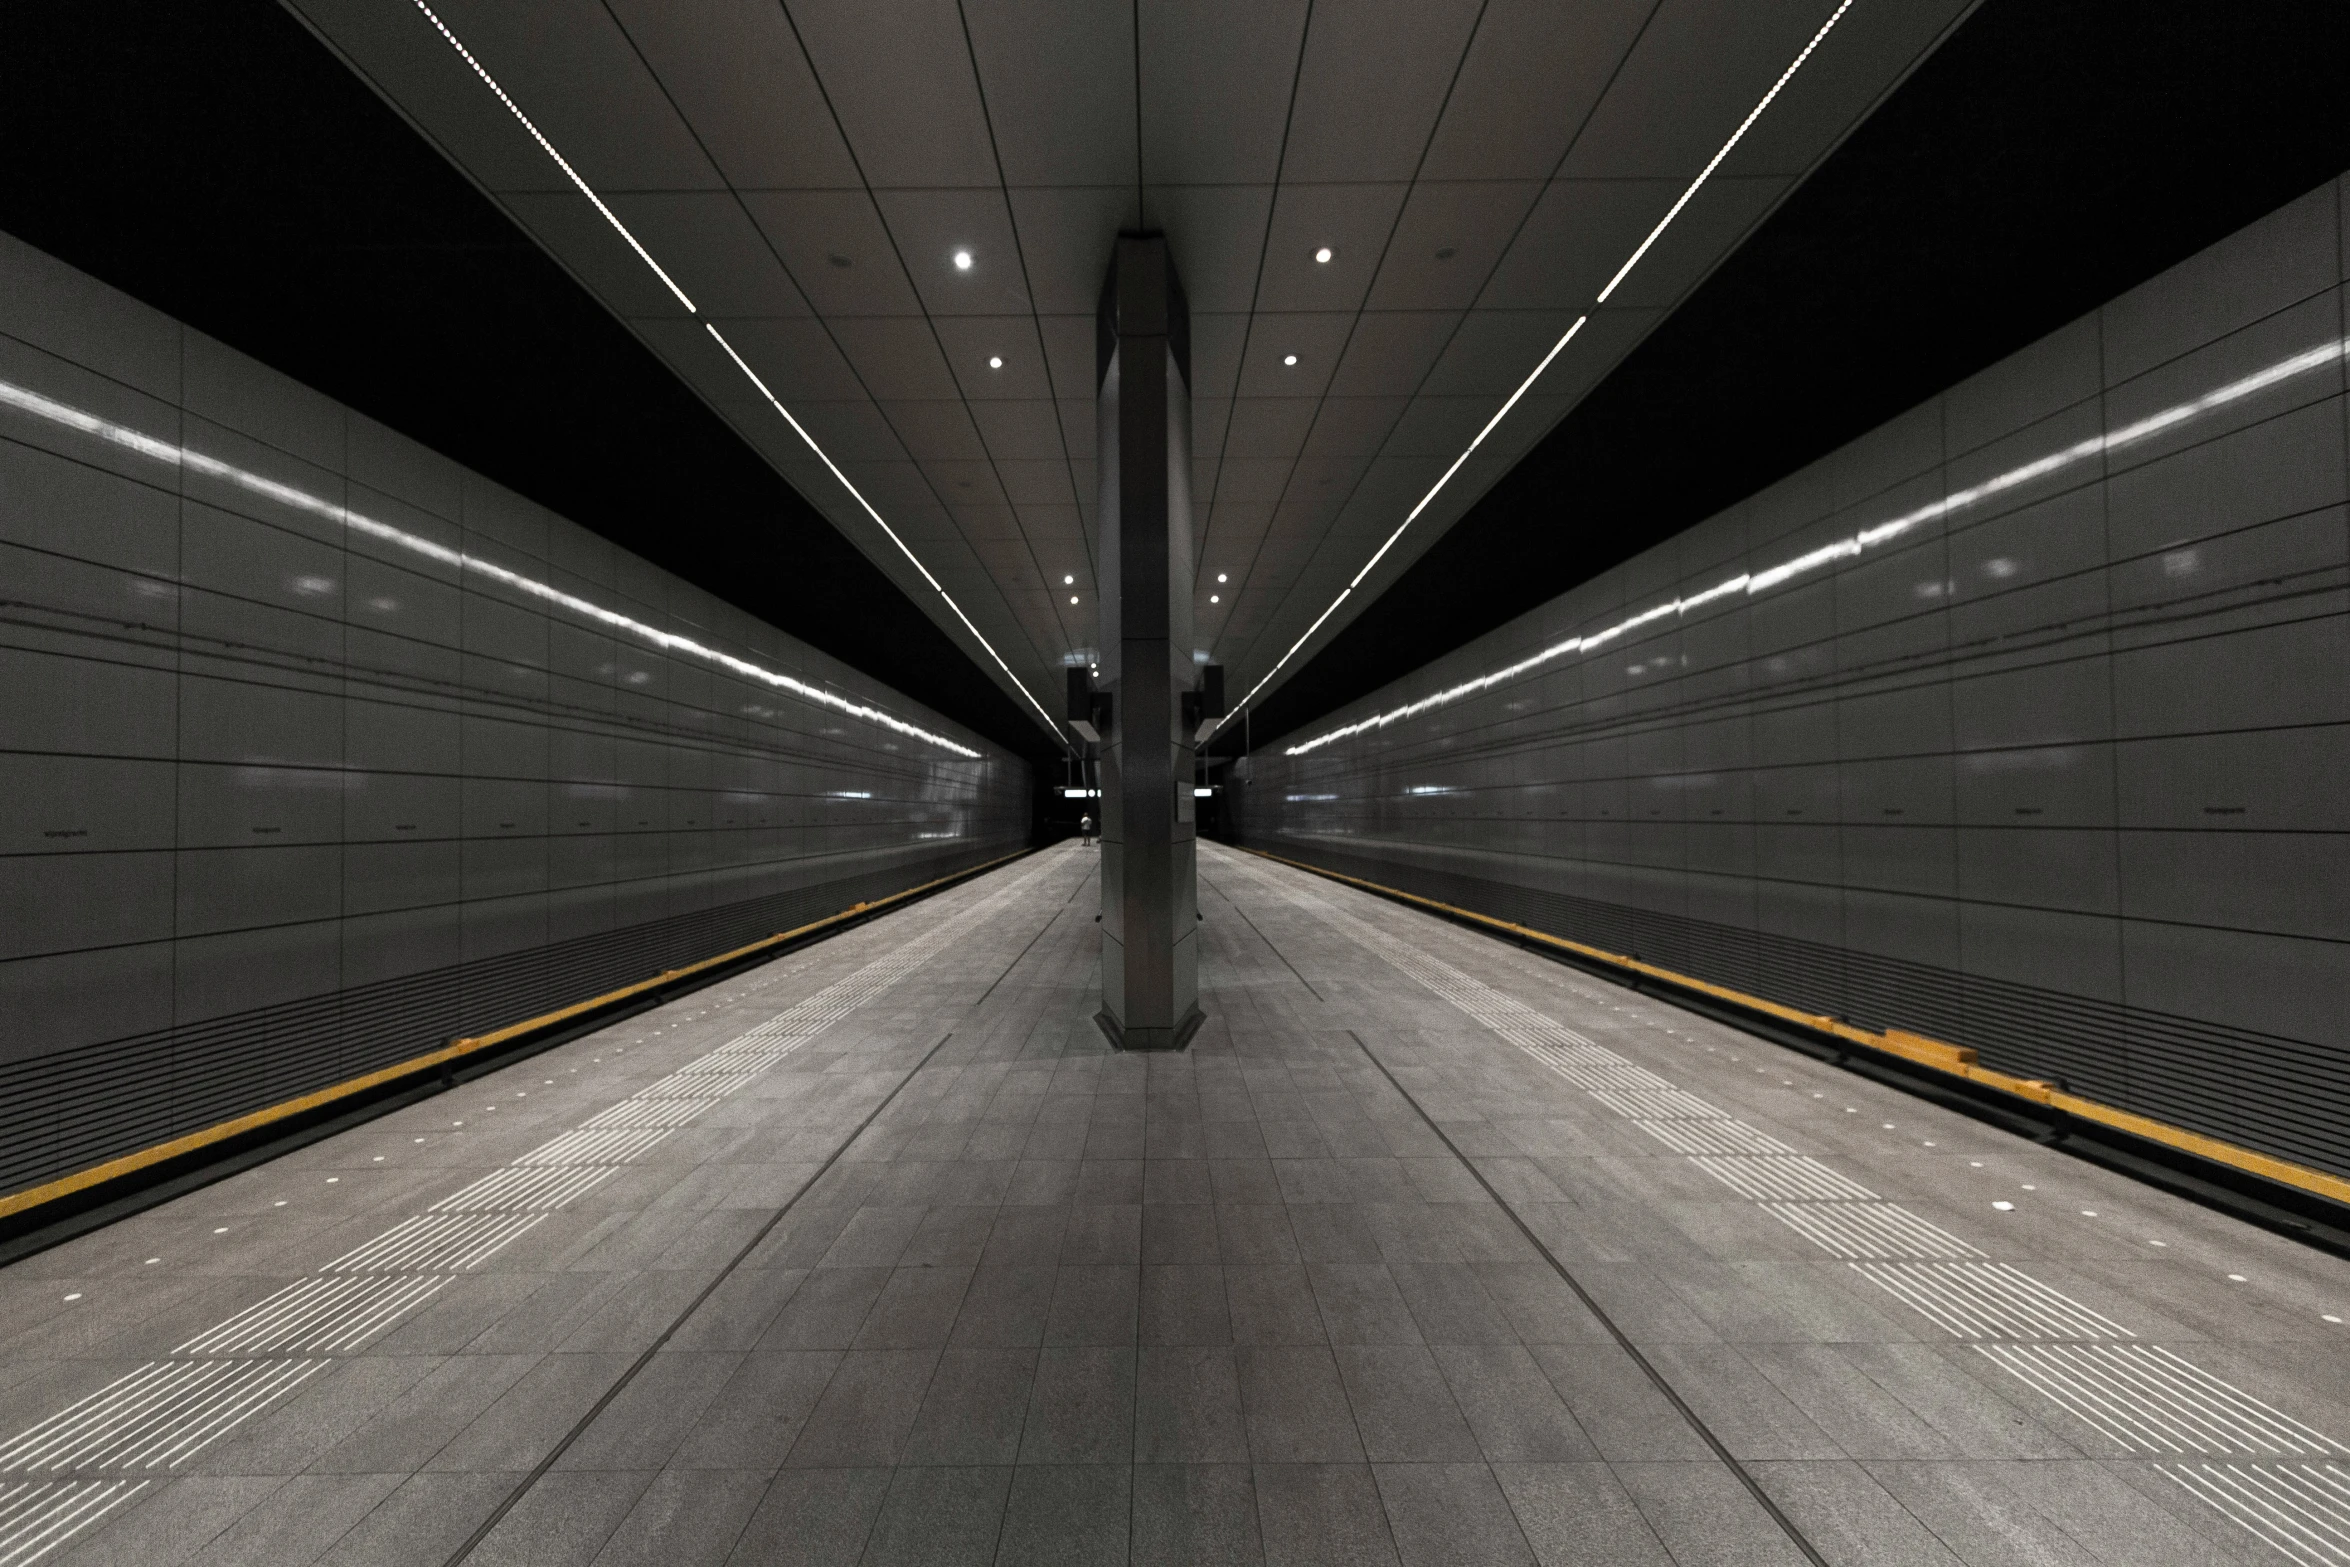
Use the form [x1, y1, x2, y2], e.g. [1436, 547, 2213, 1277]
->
[1093, 236, 1202, 1050]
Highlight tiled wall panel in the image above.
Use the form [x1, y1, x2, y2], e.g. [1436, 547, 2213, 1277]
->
[0, 232, 1029, 1198]
[1233, 175, 2350, 1180]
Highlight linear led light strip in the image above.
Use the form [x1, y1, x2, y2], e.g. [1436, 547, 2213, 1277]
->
[406, 0, 1063, 744]
[1282, 333, 2350, 757]
[0, 376, 981, 759]
[1215, 0, 1859, 738]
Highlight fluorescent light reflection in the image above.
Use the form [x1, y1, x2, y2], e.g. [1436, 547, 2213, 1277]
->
[409, 1, 1062, 746]
[1281, 335, 2350, 758]
[1216, 0, 1861, 738]
[0, 377, 983, 759]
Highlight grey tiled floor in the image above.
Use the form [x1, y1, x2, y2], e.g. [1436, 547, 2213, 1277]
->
[8, 841, 2349, 1565]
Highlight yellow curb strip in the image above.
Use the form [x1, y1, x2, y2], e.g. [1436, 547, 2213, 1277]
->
[0, 850, 1028, 1222]
[1239, 845, 2350, 1210]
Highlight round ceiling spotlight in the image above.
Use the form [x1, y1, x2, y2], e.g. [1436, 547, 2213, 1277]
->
[1314, 246, 1333, 264]
[1063, 574, 1074, 585]
[1283, 354, 1297, 366]
[1209, 594, 1220, 604]
[1217, 573, 1228, 583]
[988, 356, 1003, 369]
[952, 249, 973, 271]
[1069, 594, 1079, 605]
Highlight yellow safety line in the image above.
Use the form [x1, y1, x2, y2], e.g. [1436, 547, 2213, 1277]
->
[0, 849, 1029, 1223]
[1238, 845, 2350, 1211]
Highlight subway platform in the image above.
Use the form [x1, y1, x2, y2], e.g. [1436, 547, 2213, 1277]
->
[3, 841, 2347, 1566]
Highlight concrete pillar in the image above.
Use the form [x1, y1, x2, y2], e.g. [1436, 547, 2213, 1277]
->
[1093, 236, 1202, 1050]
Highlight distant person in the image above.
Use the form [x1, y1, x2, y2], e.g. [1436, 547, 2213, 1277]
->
[1079, 813, 1096, 845]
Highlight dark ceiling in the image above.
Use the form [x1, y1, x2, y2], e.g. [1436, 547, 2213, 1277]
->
[1230, 0, 2350, 752]
[9, 0, 2347, 766]
[0, 0, 1054, 759]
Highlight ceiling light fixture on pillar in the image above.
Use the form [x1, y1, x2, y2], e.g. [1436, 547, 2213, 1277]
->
[1090, 234, 1204, 1052]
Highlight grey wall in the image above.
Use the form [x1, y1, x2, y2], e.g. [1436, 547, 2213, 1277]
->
[0, 231, 1029, 1199]
[1233, 176, 2350, 1181]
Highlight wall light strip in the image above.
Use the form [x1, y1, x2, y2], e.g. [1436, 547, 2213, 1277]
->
[410, 0, 696, 315]
[1217, 0, 1861, 738]
[407, 1, 1063, 746]
[0, 376, 984, 759]
[1278, 334, 2350, 757]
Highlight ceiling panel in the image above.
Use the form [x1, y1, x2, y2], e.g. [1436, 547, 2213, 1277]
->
[1212, 459, 1298, 508]
[1151, 188, 1276, 315]
[1302, 397, 1410, 459]
[967, 400, 1068, 461]
[995, 460, 1077, 507]
[1281, 0, 1485, 183]
[1217, 399, 1321, 460]
[426, 0, 718, 192]
[500, 193, 692, 318]
[608, 0, 860, 190]
[1253, 185, 1410, 313]
[1327, 313, 1462, 399]
[785, 0, 997, 189]
[928, 317, 1051, 400]
[962, 0, 1136, 188]
[291, 0, 1972, 747]
[737, 191, 922, 317]
[1418, 0, 1654, 182]
[1007, 187, 1141, 313]
[706, 317, 867, 403]
[783, 400, 909, 463]
[604, 193, 809, 318]
[1560, 0, 1846, 180]
[1476, 180, 1682, 312]
[1419, 309, 1586, 398]
[877, 400, 986, 462]
[874, 190, 1035, 316]
[1138, 0, 1310, 186]
[1365, 182, 1546, 312]
[826, 315, 961, 402]
[1232, 313, 1358, 399]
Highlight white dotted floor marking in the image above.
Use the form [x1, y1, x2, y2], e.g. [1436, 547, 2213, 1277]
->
[0, 852, 1068, 1564]
[1221, 850, 2350, 1566]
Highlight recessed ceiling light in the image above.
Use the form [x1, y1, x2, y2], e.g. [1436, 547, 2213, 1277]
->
[1063, 574, 1074, 585]
[1217, 573, 1228, 583]
[1314, 246, 1333, 264]
[1069, 595, 1079, 605]
[1283, 355, 1297, 366]
[1209, 594, 1220, 603]
[988, 356, 1003, 369]
[952, 250, 973, 271]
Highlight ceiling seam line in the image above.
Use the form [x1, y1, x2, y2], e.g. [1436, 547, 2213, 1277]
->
[1215, 0, 1495, 685]
[1222, 0, 1676, 728]
[1194, 0, 1316, 599]
[762, 0, 1073, 737]
[758, 6, 1075, 681]
[392, 0, 1034, 749]
[951, 0, 1100, 633]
